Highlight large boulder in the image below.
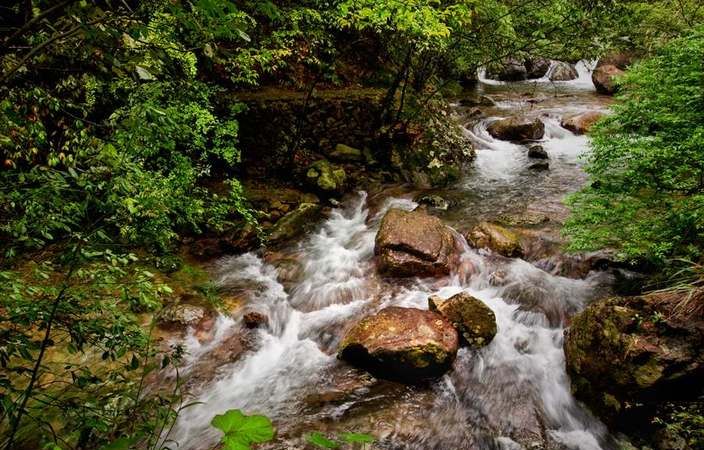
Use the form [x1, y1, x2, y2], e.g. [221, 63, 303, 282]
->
[429, 292, 497, 348]
[564, 291, 704, 426]
[592, 64, 624, 95]
[338, 306, 459, 382]
[466, 222, 524, 257]
[524, 57, 551, 79]
[487, 117, 545, 142]
[561, 111, 605, 135]
[486, 58, 527, 81]
[375, 208, 459, 277]
[548, 61, 578, 81]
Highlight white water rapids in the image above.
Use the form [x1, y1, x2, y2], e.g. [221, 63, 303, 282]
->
[168, 66, 619, 450]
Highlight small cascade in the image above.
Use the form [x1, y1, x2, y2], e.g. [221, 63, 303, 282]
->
[167, 73, 617, 450]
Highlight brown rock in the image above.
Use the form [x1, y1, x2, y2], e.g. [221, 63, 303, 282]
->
[487, 117, 545, 142]
[548, 61, 578, 81]
[338, 306, 459, 382]
[466, 222, 524, 257]
[561, 111, 605, 135]
[375, 208, 459, 277]
[429, 292, 497, 348]
[592, 64, 624, 95]
[243, 311, 269, 329]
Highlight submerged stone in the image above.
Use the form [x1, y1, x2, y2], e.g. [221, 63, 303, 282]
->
[338, 306, 459, 383]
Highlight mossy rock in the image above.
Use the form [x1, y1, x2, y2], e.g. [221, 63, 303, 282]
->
[329, 143, 363, 162]
[306, 159, 347, 194]
[466, 222, 524, 257]
[268, 202, 323, 245]
[564, 290, 704, 429]
[428, 292, 497, 348]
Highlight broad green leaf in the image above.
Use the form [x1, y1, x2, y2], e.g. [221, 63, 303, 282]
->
[340, 432, 375, 444]
[211, 409, 275, 444]
[307, 432, 340, 448]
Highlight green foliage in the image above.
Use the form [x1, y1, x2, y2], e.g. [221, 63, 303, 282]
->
[307, 431, 376, 448]
[211, 410, 275, 450]
[565, 27, 704, 265]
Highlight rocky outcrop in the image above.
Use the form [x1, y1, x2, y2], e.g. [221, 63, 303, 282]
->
[338, 306, 459, 382]
[486, 58, 527, 81]
[564, 290, 704, 428]
[429, 292, 497, 348]
[487, 117, 545, 142]
[375, 208, 459, 277]
[592, 64, 624, 95]
[548, 61, 578, 81]
[306, 159, 346, 194]
[561, 111, 605, 135]
[466, 222, 524, 257]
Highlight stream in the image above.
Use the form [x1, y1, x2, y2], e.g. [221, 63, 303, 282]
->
[169, 61, 621, 450]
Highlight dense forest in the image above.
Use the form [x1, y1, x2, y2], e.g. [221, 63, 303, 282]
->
[1, 1, 703, 450]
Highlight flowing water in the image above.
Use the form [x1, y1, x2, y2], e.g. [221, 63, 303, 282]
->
[169, 65, 620, 450]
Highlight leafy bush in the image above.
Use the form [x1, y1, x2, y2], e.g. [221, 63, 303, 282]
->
[565, 27, 704, 266]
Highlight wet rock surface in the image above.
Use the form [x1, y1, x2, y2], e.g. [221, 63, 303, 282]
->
[486, 58, 528, 81]
[375, 208, 459, 277]
[528, 145, 549, 159]
[561, 111, 605, 135]
[549, 61, 578, 81]
[565, 290, 704, 430]
[593, 64, 624, 95]
[429, 292, 497, 348]
[338, 306, 459, 383]
[487, 117, 545, 142]
[467, 222, 524, 257]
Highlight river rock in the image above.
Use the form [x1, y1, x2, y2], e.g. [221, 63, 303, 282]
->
[428, 292, 497, 348]
[561, 111, 605, 135]
[548, 61, 578, 81]
[375, 208, 459, 277]
[243, 311, 269, 329]
[415, 194, 450, 211]
[329, 143, 363, 162]
[592, 64, 624, 95]
[268, 202, 323, 245]
[338, 306, 459, 382]
[525, 57, 551, 79]
[527, 145, 548, 159]
[157, 303, 210, 330]
[466, 222, 523, 258]
[486, 58, 528, 81]
[564, 290, 704, 426]
[529, 161, 549, 171]
[306, 159, 347, 194]
[487, 117, 545, 142]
